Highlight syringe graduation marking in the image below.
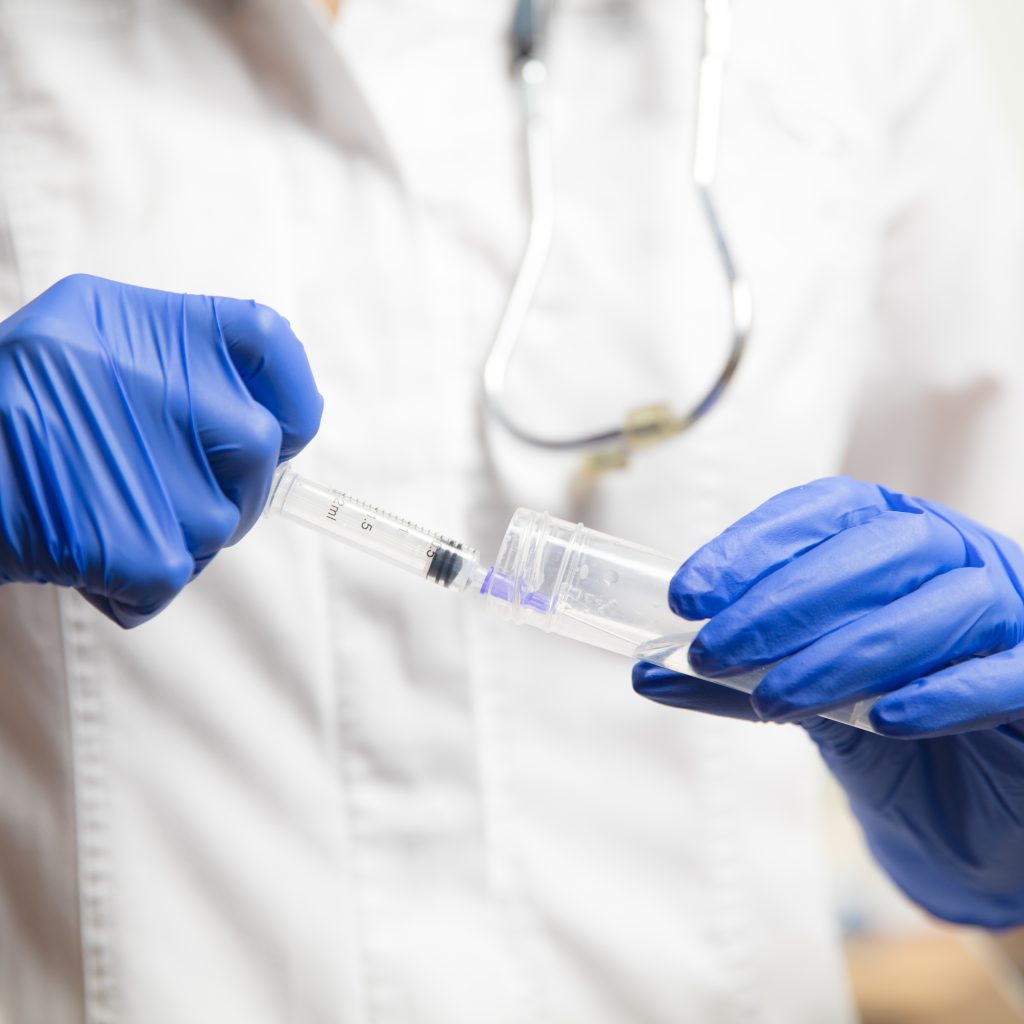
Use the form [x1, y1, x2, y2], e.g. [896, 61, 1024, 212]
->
[326, 491, 452, 544]
[322, 488, 466, 587]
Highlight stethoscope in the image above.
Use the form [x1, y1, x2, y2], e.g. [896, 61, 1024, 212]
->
[482, 0, 752, 482]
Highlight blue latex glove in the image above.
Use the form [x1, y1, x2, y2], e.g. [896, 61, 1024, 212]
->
[633, 477, 1024, 926]
[0, 274, 322, 627]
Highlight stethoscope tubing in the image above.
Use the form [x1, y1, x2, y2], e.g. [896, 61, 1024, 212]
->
[482, 0, 752, 463]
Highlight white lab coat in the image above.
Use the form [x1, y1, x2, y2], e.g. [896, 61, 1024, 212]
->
[0, 0, 1022, 1021]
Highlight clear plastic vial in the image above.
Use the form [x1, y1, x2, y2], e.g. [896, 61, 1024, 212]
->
[480, 508, 877, 731]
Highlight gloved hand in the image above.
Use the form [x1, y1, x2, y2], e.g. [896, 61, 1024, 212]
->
[0, 274, 322, 627]
[633, 477, 1024, 927]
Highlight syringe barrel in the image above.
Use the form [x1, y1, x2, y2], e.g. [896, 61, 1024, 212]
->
[481, 508, 877, 732]
[266, 465, 480, 591]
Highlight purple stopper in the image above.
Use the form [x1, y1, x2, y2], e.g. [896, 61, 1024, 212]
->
[479, 567, 551, 613]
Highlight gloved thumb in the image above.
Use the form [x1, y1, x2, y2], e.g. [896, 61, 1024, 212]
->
[632, 663, 762, 722]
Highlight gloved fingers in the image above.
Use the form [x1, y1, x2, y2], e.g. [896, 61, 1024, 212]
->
[175, 487, 241, 568]
[801, 718, 871, 753]
[669, 477, 893, 620]
[870, 645, 1024, 738]
[59, 330, 247, 567]
[0, 279, 309, 625]
[63, 436, 200, 626]
[193, 400, 283, 543]
[800, 718, 904, 794]
[688, 508, 967, 675]
[88, 459, 237, 576]
[79, 519, 194, 628]
[632, 662, 762, 722]
[750, 567, 1024, 722]
[212, 297, 323, 461]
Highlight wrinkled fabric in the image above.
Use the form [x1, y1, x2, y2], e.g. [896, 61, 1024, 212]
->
[635, 476, 1024, 926]
[0, 274, 321, 626]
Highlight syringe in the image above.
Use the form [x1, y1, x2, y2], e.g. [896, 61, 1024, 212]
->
[266, 465, 879, 732]
[267, 465, 485, 592]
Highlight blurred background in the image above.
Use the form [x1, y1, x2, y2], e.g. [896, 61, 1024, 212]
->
[968, 0, 1024, 162]
[836, 9, 1024, 1021]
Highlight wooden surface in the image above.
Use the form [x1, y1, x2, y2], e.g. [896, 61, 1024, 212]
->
[846, 933, 1024, 1024]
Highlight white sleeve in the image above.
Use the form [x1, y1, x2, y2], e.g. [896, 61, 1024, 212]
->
[0, 193, 22, 319]
[842, 0, 1024, 539]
